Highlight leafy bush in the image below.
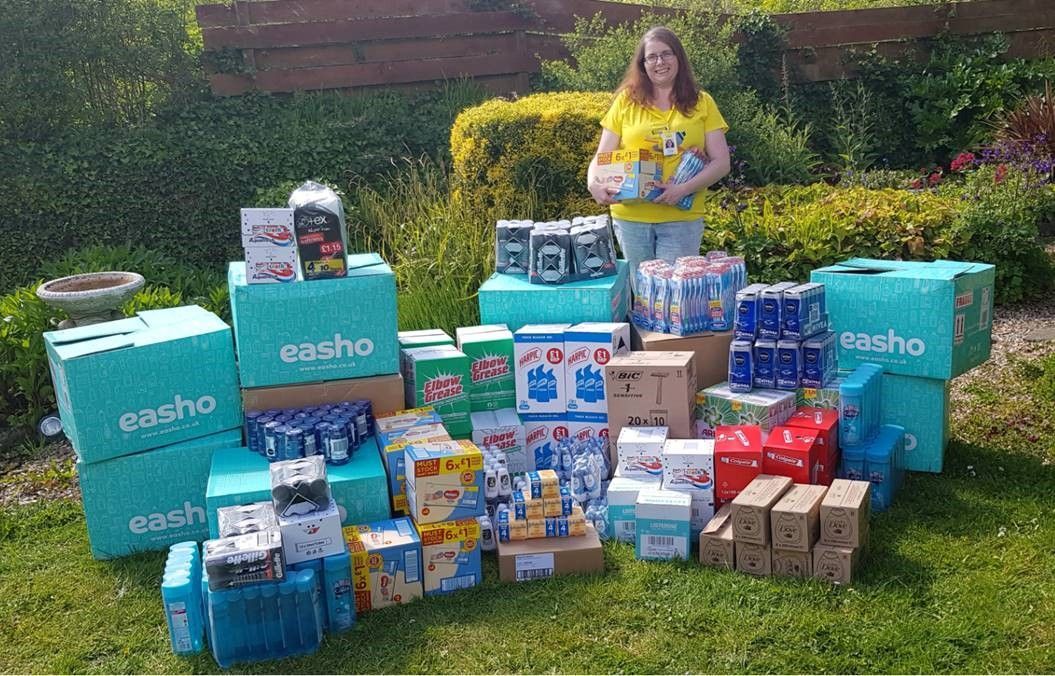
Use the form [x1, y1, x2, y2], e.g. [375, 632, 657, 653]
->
[0, 287, 62, 430]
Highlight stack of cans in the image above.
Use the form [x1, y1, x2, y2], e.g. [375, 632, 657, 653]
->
[244, 400, 374, 466]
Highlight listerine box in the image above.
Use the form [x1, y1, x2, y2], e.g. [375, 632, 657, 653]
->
[402, 345, 471, 437]
[564, 322, 631, 416]
[377, 423, 451, 515]
[470, 408, 528, 474]
[44, 305, 242, 464]
[592, 149, 662, 202]
[228, 253, 398, 388]
[416, 518, 482, 596]
[607, 476, 660, 542]
[456, 325, 515, 412]
[399, 329, 454, 374]
[404, 441, 485, 524]
[881, 373, 950, 473]
[478, 261, 631, 332]
[695, 383, 796, 439]
[344, 517, 423, 612]
[811, 258, 995, 380]
[205, 440, 389, 536]
[78, 428, 241, 559]
[635, 489, 692, 561]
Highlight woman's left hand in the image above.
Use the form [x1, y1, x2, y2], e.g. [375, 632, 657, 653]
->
[651, 181, 691, 206]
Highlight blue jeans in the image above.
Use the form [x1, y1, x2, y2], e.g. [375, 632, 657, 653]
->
[612, 217, 706, 289]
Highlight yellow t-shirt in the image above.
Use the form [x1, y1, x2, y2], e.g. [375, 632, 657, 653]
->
[599, 89, 729, 223]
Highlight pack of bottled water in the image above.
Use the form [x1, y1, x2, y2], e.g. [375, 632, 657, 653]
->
[633, 252, 747, 336]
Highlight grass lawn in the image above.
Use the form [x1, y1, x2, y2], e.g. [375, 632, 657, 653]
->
[2, 327, 1055, 673]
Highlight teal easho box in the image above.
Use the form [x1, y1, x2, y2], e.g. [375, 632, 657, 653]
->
[44, 305, 242, 465]
[810, 259, 994, 380]
[78, 428, 242, 559]
[228, 253, 399, 388]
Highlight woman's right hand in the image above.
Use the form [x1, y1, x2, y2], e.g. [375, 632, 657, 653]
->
[589, 180, 619, 206]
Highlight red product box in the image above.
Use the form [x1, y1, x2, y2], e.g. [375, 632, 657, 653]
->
[763, 426, 821, 484]
[784, 407, 840, 485]
[714, 425, 764, 502]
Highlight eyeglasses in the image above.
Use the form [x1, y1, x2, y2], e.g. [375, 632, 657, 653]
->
[644, 50, 676, 65]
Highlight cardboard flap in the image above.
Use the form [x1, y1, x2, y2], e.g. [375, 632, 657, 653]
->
[820, 258, 976, 281]
[45, 316, 145, 346]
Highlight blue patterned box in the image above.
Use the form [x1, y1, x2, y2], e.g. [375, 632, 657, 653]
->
[205, 438, 390, 537]
[229, 253, 399, 388]
[881, 373, 950, 473]
[478, 261, 630, 332]
[78, 428, 241, 559]
[44, 305, 242, 465]
[811, 259, 994, 380]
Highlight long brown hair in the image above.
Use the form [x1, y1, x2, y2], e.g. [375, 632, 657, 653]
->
[617, 26, 700, 116]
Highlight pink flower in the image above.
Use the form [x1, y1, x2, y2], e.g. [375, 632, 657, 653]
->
[950, 152, 976, 173]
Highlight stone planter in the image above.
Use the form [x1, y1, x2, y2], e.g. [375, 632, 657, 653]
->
[36, 271, 145, 329]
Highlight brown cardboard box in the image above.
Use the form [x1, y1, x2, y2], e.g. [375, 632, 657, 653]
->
[497, 523, 604, 582]
[630, 325, 733, 391]
[735, 541, 771, 576]
[772, 548, 812, 578]
[813, 544, 859, 585]
[770, 484, 827, 552]
[243, 373, 404, 415]
[698, 503, 735, 569]
[819, 479, 871, 549]
[605, 351, 697, 449]
[730, 474, 793, 545]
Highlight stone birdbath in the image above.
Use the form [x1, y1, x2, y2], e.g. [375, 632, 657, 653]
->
[36, 271, 145, 329]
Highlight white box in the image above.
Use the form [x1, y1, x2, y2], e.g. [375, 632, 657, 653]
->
[521, 413, 568, 472]
[568, 417, 609, 446]
[564, 322, 631, 415]
[471, 408, 528, 474]
[661, 439, 715, 493]
[244, 246, 298, 285]
[277, 499, 344, 564]
[607, 476, 660, 543]
[635, 489, 692, 561]
[616, 426, 668, 480]
[514, 324, 570, 414]
[241, 208, 295, 249]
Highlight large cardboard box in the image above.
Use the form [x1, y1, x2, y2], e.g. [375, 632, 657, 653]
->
[735, 541, 772, 576]
[730, 474, 793, 546]
[813, 544, 860, 585]
[605, 351, 696, 448]
[497, 523, 604, 582]
[811, 258, 994, 380]
[478, 261, 630, 332]
[770, 484, 827, 552]
[772, 548, 812, 579]
[514, 324, 569, 415]
[416, 518, 482, 596]
[229, 253, 398, 388]
[78, 428, 241, 559]
[242, 373, 405, 417]
[819, 479, 871, 549]
[45, 306, 242, 465]
[881, 373, 950, 473]
[698, 503, 735, 569]
[630, 325, 733, 392]
[205, 441, 389, 536]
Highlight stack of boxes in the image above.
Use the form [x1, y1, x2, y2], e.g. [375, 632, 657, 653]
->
[240, 208, 297, 284]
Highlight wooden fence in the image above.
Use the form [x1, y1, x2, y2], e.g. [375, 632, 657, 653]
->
[195, 0, 1055, 96]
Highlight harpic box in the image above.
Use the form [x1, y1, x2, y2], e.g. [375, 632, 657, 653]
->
[784, 407, 840, 485]
[205, 440, 389, 536]
[564, 322, 631, 415]
[730, 474, 793, 546]
[813, 544, 859, 585]
[404, 441, 485, 524]
[811, 258, 995, 380]
[772, 548, 812, 579]
[698, 504, 736, 569]
[881, 373, 950, 473]
[228, 253, 398, 388]
[78, 428, 241, 559]
[44, 305, 242, 465]
[521, 413, 568, 472]
[735, 541, 772, 576]
[478, 261, 630, 333]
[606, 476, 659, 542]
[713, 425, 765, 503]
[242, 373, 405, 418]
[770, 484, 827, 552]
[402, 345, 472, 437]
[417, 518, 482, 596]
[605, 351, 697, 448]
[241, 208, 295, 249]
[514, 324, 569, 415]
[567, 417, 610, 450]
[695, 384, 795, 439]
[278, 498, 344, 564]
[379, 423, 452, 515]
[819, 479, 871, 549]
[763, 426, 822, 485]
[629, 325, 734, 392]
[497, 523, 604, 582]
[456, 326, 515, 412]
[344, 517, 423, 612]
[616, 426, 668, 480]
[593, 149, 662, 201]
[471, 408, 528, 474]
[635, 489, 692, 561]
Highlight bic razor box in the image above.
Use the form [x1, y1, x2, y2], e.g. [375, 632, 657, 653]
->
[616, 426, 668, 480]
[344, 517, 423, 612]
[635, 489, 692, 561]
[593, 149, 662, 202]
[228, 253, 398, 388]
[278, 498, 344, 565]
[514, 324, 570, 415]
[605, 351, 697, 449]
[417, 518, 482, 596]
[456, 325, 515, 412]
[471, 408, 528, 474]
[404, 441, 485, 524]
[811, 258, 994, 380]
[44, 305, 242, 465]
[564, 322, 631, 415]
[402, 345, 472, 437]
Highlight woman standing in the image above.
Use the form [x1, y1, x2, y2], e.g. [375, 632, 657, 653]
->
[587, 26, 731, 277]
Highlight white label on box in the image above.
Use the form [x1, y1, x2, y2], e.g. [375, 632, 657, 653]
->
[514, 553, 555, 581]
[640, 534, 687, 559]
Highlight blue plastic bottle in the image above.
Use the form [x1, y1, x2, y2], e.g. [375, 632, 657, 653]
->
[260, 584, 284, 654]
[324, 552, 356, 633]
[840, 381, 865, 447]
[295, 570, 324, 652]
[293, 559, 327, 630]
[840, 442, 866, 481]
[279, 578, 301, 654]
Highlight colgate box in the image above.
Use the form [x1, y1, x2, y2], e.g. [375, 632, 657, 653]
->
[44, 305, 242, 465]
[811, 258, 995, 380]
[228, 253, 398, 388]
[784, 407, 840, 485]
[713, 425, 764, 503]
[763, 426, 822, 485]
[564, 322, 631, 416]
